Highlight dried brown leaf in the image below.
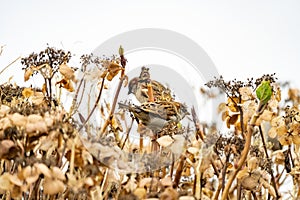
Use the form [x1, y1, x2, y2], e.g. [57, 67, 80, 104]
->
[24, 68, 33, 81]
[59, 63, 76, 82]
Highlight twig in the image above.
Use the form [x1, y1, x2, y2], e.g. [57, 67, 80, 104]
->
[210, 158, 220, 177]
[69, 74, 86, 117]
[0, 56, 21, 77]
[221, 153, 230, 192]
[121, 118, 134, 149]
[99, 48, 126, 137]
[98, 74, 125, 137]
[139, 134, 144, 153]
[78, 77, 105, 132]
[258, 125, 280, 198]
[213, 178, 222, 200]
[170, 153, 175, 178]
[237, 180, 242, 200]
[195, 157, 202, 199]
[70, 137, 76, 175]
[173, 154, 186, 188]
[99, 169, 109, 200]
[289, 145, 295, 168]
[191, 107, 205, 141]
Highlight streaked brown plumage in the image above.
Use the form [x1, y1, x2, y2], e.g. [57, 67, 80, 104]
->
[128, 67, 174, 103]
[119, 101, 189, 131]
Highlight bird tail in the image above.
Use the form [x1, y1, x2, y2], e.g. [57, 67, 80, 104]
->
[118, 102, 131, 110]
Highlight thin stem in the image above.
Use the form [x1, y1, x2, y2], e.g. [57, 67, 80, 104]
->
[289, 145, 295, 168]
[238, 105, 245, 138]
[195, 158, 202, 199]
[213, 178, 222, 200]
[99, 52, 126, 137]
[78, 77, 105, 132]
[48, 78, 52, 102]
[139, 134, 144, 153]
[69, 74, 85, 116]
[170, 153, 175, 178]
[210, 158, 220, 177]
[0, 56, 21, 76]
[173, 154, 185, 188]
[44, 78, 50, 100]
[258, 125, 280, 199]
[221, 153, 230, 192]
[237, 180, 242, 200]
[238, 95, 246, 138]
[99, 75, 125, 137]
[121, 118, 134, 149]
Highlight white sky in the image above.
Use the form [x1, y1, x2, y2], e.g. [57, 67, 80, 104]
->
[1, 0, 300, 87]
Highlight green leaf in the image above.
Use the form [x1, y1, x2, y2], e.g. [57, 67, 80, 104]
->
[256, 80, 273, 104]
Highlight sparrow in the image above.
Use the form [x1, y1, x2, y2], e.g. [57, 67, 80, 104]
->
[128, 67, 174, 103]
[118, 101, 189, 131]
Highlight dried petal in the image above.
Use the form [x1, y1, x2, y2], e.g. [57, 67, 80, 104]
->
[222, 111, 229, 121]
[156, 135, 174, 147]
[24, 68, 33, 81]
[239, 87, 253, 100]
[160, 176, 173, 187]
[106, 61, 122, 81]
[30, 92, 45, 105]
[276, 125, 288, 136]
[0, 140, 18, 159]
[227, 114, 239, 125]
[0, 173, 14, 191]
[218, 103, 227, 114]
[56, 78, 74, 92]
[44, 116, 54, 127]
[34, 163, 51, 178]
[9, 113, 27, 127]
[27, 114, 43, 123]
[271, 116, 284, 127]
[187, 147, 199, 155]
[259, 110, 274, 122]
[0, 117, 12, 130]
[22, 165, 39, 184]
[9, 174, 23, 186]
[268, 127, 277, 138]
[273, 150, 285, 165]
[133, 187, 147, 200]
[59, 63, 76, 82]
[0, 105, 10, 117]
[179, 196, 196, 200]
[292, 135, 300, 145]
[26, 121, 47, 133]
[51, 167, 66, 181]
[278, 135, 292, 146]
[160, 187, 178, 200]
[43, 178, 65, 195]
[22, 88, 34, 98]
[84, 177, 94, 186]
